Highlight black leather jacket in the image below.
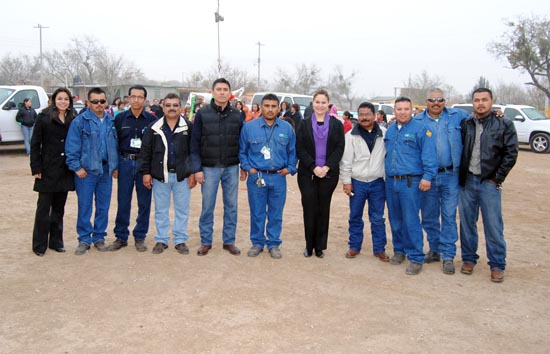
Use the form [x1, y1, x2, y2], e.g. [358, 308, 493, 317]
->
[459, 113, 518, 186]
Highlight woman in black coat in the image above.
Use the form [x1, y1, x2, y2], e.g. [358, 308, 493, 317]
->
[30, 88, 75, 256]
[296, 89, 345, 258]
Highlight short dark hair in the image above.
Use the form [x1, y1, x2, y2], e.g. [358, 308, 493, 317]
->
[357, 102, 375, 114]
[472, 87, 493, 100]
[129, 85, 147, 98]
[262, 93, 279, 104]
[87, 87, 106, 99]
[23, 98, 31, 104]
[212, 77, 231, 90]
[164, 92, 180, 103]
[394, 96, 412, 105]
[291, 103, 300, 112]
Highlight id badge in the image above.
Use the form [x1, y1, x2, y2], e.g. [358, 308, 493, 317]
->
[261, 146, 271, 160]
[130, 138, 142, 149]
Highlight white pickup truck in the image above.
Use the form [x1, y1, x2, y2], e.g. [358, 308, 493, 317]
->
[452, 103, 550, 153]
[0, 85, 49, 143]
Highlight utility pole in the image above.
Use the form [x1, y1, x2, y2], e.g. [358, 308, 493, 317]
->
[214, 0, 224, 76]
[256, 41, 264, 89]
[33, 24, 49, 66]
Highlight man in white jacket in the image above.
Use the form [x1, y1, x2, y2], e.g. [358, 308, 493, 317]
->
[340, 102, 389, 261]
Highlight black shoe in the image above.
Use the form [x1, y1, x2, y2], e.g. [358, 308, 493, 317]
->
[49, 247, 66, 253]
[108, 238, 128, 251]
[315, 250, 324, 258]
[424, 251, 441, 263]
[34, 250, 45, 257]
[304, 248, 312, 257]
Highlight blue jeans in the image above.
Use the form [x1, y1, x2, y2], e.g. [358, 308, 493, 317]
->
[114, 157, 152, 242]
[386, 176, 424, 264]
[247, 172, 286, 250]
[420, 171, 459, 260]
[459, 174, 506, 271]
[199, 165, 239, 246]
[152, 173, 191, 245]
[348, 178, 387, 254]
[21, 125, 33, 155]
[74, 164, 113, 245]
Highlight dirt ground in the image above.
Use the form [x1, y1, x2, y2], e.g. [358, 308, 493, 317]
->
[0, 144, 549, 354]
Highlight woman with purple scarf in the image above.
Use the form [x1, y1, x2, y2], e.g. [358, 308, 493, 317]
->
[296, 89, 345, 258]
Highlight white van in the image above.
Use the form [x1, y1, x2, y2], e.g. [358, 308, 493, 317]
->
[251, 92, 313, 112]
[0, 85, 49, 143]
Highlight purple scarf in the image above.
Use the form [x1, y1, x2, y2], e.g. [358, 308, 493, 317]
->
[312, 112, 330, 166]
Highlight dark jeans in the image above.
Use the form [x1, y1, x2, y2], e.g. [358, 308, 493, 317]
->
[298, 173, 338, 252]
[114, 157, 152, 242]
[32, 191, 68, 253]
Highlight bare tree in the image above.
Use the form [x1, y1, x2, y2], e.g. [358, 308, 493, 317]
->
[0, 54, 41, 85]
[489, 15, 550, 102]
[327, 66, 357, 110]
[273, 63, 322, 94]
[401, 71, 444, 104]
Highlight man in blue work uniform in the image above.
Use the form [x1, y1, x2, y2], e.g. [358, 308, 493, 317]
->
[384, 96, 437, 275]
[66, 87, 119, 255]
[239, 93, 297, 259]
[109, 85, 157, 252]
[414, 88, 469, 274]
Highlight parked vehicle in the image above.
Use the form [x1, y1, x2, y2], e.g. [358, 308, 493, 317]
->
[251, 92, 313, 113]
[452, 103, 550, 153]
[503, 104, 550, 153]
[0, 85, 49, 143]
[373, 103, 395, 121]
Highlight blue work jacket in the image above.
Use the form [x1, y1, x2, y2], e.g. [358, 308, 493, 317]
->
[65, 109, 119, 176]
[384, 118, 437, 181]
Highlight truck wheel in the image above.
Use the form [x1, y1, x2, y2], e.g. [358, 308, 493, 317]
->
[530, 133, 550, 153]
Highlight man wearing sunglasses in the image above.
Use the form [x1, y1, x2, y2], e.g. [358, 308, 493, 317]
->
[66, 87, 119, 255]
[413, 88, 470, 274]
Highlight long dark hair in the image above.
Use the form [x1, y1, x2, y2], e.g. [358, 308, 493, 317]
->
[50, 88, 75, 124]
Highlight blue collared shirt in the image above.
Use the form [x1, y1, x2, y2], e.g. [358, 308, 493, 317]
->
[384, 118, 437, 180]
[115, 109, 157, 154]
[239, 117, 297, 174]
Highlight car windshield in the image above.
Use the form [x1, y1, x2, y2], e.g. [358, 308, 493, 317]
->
[522, 108, 548, 120]
[293, 96, 312, 109]
[0, 88, 15, 104]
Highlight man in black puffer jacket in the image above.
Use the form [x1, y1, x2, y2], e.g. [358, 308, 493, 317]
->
[190, 78, 243, 256]
[458, 88, 518, 283]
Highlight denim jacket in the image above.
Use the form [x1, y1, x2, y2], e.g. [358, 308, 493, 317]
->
[65, 109, 119, 176]
[414, 107, 469, 173]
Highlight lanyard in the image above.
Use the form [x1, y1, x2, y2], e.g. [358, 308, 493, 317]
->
[263, 123, 276, 148]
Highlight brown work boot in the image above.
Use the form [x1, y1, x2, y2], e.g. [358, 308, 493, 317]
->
[490, 269, 504, 283]
[374, 252, 390, 262]
[345, 249, 360, 258]
[223, 244, 241, 255]
[461, 262, 475, 275]
[197, 244, 212, 256]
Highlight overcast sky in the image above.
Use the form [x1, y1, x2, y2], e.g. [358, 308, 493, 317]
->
[1, 0, 549, 98]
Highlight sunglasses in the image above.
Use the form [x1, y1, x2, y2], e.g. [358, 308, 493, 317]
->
[164, 103, 180, 108]
[89, 99, 107, 104]
[427, 98, 445, 103]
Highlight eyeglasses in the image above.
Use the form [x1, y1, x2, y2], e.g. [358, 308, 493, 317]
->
[89, 99, 107, 104]
[427, 97, 445, 103]
[130, 95, 145, 101]
[164, 103, 180, 108]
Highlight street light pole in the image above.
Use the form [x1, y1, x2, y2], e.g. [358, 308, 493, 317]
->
[256, 41, 264, 89]
[215, 0, 224, 76]
[33, 23, 49, 66]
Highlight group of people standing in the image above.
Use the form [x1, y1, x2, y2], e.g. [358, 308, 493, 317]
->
[28, 79, 518, 283]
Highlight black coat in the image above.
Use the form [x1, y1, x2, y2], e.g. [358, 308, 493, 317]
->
[16, 106, 37, 127]
[459, 113, 518, 186]
[30, 111, 75, 192]
[296, 116, 345, 178]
